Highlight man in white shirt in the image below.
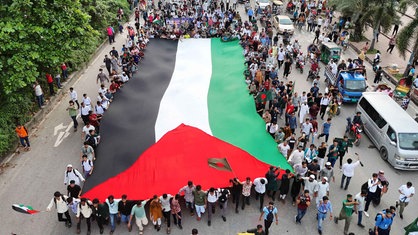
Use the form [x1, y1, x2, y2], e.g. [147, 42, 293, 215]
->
[81, 155, 93, 178]
[64, 164, 85, 186]
[160, 194, 173, 233]
[340, 157, 361, 190]
[316, 177, 329, 205]
[303, 174, 319, 200]
[288, 146, 305, 166]
[69, 87, 79, 109]
[206, 187, 218, 226]
[278, 141, 291, 158]
[364, 173, 382, 217]
[253, 177, 268, 212]
[82, 123, 95, 141]
[46, 191, 71, 227]
[266, 121, 279, 138]
[80, 102, 91, 125]
[76, 198, 93, 234]
[397, 182, 415, 219]
[82, 93, 92, 106]
[354, 191, 367, 227]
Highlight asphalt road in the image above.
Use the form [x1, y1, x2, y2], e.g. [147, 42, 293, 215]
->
[0, 3, 417, 235]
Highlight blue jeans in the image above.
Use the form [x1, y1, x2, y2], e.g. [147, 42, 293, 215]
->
[19, 136, 30, 148]
[121, 214, 129, 224]
[109, 213, 117, 231]
[357, 211, 363, 225]
[328, 157, 337, 167]
[317, 212, 327, 231]
[296, 208, 307, 222]
[36, 94, 44, 108]
[340, 174, 352, 190]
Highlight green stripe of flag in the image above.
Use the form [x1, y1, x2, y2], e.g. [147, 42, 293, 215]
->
[208, 38, 291, 170]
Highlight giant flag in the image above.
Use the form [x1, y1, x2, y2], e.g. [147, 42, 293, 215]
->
[83, 39, 291, 201]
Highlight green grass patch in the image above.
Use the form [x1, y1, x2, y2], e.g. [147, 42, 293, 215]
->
[366, 49, 378, 54]
[393, 73, 404, 80]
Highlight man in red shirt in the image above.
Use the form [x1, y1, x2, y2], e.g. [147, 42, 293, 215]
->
[46, 73, 55, 95]
[295, 190, 311, 224]
[109, 80, 120, 95]
[285, 100, 295, 125]
[61, 63, 68, 80]
[88, 111, 101, 134]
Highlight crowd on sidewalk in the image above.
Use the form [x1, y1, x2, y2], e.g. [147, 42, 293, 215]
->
[34, 0, 418, 235]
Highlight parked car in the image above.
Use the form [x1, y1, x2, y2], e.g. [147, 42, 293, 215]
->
[273, 15, 294, 34]
[256, 0, 270, 9]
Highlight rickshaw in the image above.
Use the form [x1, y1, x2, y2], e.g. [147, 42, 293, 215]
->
[320, 41, 342, 64]
[272, 0, 283, 14]
[307, 44, 321, 63]
[393, 77, 412, 100]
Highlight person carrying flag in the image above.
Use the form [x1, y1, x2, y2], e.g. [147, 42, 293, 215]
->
[46, 191, 72, 228]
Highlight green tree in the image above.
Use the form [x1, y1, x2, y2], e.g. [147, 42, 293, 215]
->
[363, 0, 399, 50]
[0, 0, 100, 94]
[396, 1, 418, 71]
[329, 0, 368, 41]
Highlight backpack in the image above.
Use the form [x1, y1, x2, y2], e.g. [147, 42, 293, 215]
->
[66, 169, 80, 178]
[218, 189, 228, 203]
[361, 180, 369, 192]
[266, 207, 275, 222]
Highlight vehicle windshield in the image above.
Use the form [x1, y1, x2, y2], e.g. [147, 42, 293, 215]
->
[345, 80, 366, 91]
[259, 0, 269, 3]
[398, 133, 418, 150]
[279, 18, 292, 25]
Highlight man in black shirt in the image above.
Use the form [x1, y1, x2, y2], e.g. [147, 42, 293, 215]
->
[103, 55, 112, 75]
[109, 47, 119, 59]
[118, 194, 135, 230]
[283, 58, 292, 79]
[67, 180, 82, 198]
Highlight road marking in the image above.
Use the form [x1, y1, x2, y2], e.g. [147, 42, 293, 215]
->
[53, 115, 80, 147]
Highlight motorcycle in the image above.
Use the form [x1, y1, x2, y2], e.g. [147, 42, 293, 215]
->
[286, 1, 294, 14]
[295, 58, 304, 73]
[307, 67, 320, 81]
[345, 117, 362, 146]
[283, 32, 290, 45]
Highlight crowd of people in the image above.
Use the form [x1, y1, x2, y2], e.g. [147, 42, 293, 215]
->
[31, 0, 417, 235]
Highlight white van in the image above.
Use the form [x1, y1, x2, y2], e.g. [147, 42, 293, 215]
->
[356, 92, 418, 170]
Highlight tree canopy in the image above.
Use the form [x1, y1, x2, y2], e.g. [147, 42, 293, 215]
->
[0, 0, 130, 156]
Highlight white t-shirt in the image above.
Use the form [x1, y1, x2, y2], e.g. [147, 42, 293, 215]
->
[82, 159, 93, 172]
[82, 125, 95, 135]
[355, 193, 366, 211]
[70, 90, 77, 101]
[253, 177, 268, 193]
[398, 185, 415, 202]
[207, 192, 218, 203]
[34, 85, 43, 96]
[82, 96, 92, 106]
[341, 161, 361, 177]
[160, 195, 173, 212]
[278, 143, 291, 157]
